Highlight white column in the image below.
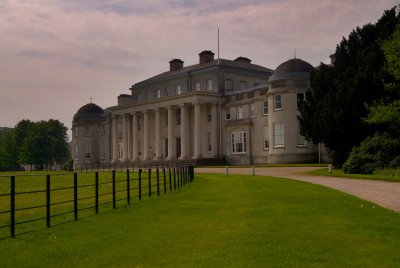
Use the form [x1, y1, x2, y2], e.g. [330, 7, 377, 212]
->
[166, 106, 176, 160]
[179, 104, 188, 159]
[211, 103, 218, 157]
[131, 112, 139, 161]
[143, 110, 149, 161]
[193, 102, 202, 159]
[126, 114, 132, 161]
[154, 108, 161, 160]
[111, 115, 118, 163]
[122, 114, 129, 162]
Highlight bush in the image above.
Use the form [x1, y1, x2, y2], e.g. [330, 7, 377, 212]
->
[62, 159, 74, 171]
[343, 133, 400, 174]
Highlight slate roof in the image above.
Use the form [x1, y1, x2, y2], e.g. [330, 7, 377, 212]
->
[131, 58, 273, 89]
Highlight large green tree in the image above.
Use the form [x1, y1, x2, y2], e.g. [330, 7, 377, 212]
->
[0, 119, 70, 169]
[298, 7, 400, 165]
[0, 128, 19, 168]
[341, 24, 400, 174]
[18, 120, 70, 168]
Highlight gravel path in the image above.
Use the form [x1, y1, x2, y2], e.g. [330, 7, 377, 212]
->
[196, 167, 400, 213]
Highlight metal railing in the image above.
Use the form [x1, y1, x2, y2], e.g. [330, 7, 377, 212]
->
[0, 164, 195, 239]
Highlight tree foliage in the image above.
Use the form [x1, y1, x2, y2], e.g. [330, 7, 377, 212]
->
[0, 128, 19, 168]
[0, 119, 70, 169]
[298, 7, 400, 166]
[343, 22, 400, 173]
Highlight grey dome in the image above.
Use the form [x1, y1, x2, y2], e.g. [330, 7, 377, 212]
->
[269, 58, 314, 82]
[73, 103, 105, 123]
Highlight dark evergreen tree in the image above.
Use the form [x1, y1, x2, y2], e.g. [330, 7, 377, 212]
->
[298, 7, 400, 165]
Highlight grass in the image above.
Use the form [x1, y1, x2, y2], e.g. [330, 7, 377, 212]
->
[0, 169, 177, 238]
[1, 173, 400, 267]
[309, 167, 400, 182]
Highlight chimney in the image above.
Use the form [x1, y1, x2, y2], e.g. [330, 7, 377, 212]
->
[169, 59, 184, 71]
[199, 50, 215, 64]
[234, 56, 251, 64]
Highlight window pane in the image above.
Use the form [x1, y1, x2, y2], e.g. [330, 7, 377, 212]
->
[274, 95, 282, 110]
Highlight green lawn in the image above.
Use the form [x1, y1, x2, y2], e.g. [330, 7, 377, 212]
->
[1, 173, 400, 267]
[309, 167, 400, 182]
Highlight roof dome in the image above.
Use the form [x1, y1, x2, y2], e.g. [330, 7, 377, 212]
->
[269, 58, 314, 82]
[73, 103, 105, 123]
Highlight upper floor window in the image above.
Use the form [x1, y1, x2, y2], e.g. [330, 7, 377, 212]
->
[206, 80, 213, 91]
[225, 107, 231, 120]
[101, 125, 106, 135]
[84, 126, 91, 137]
[240, 81, 247, 90]
[271, 79, 286, 88]
[297, 93, 305, 108]
[237, 105, 243, 119]
[137, 94, 142, 103]
[274, 95, 282, 111]
[195, 82, 201, 91]
[226, 79, 233, 92]
[294, 79, 308, 88]
[176, 85, 182, 95]
[156, 89, 161, 99]
[176, 109, 181, 125]
[263, 99, 269, 115]
[250, 103, 255, 117]
[74, 144, 78, 160]
[144, 91, 149, 101]
[73, 127, 78, 137]
[231, 131, 247, 154]
[164, 88, 169, 97]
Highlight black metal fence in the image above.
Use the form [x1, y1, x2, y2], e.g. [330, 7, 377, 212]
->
[0, 164, 194, 240]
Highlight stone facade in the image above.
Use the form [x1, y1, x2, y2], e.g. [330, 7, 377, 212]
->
[72, 50, 329, 167]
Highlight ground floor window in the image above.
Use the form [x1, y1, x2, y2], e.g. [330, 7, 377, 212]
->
[273, 122, 284, 148]
[297, 126, 306, 146]
[118, 143, 123, 160]
[85, 144, 91, 159]
[263, 127, 269, 149]
[74, 144, 78, 160]
[231, 131, 247, 154]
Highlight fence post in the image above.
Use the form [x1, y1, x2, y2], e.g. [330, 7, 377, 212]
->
[46, 174, 51, 228]
[163, 168, 167, 194]
[148, 168, 152, 198]
[180, 166, 183, 187]
[157, 168, 160, 196]
[74, 173, 78, 221]
[139, 169, 142, 200]
[127, 169, 131, 206]
[173, 167, 177, 190]
[10, 176, 15, 238]
[112, 170, 116, 209]
[95, 172, 99, 214]
[169, 168, 172, 192]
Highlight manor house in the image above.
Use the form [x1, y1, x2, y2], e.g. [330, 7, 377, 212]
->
[72, 50, 329, 167]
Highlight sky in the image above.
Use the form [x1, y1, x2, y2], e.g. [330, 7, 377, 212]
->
[0, 0, 398, 139]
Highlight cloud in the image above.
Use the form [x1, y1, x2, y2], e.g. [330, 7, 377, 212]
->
[0, 0, 398, 132]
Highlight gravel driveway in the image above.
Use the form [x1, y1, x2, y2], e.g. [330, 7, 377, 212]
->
[196, 167, 400, 213]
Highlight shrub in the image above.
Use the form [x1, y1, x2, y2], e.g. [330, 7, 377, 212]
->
[343, 133, 400, 174]
[62, 159, 74, 171]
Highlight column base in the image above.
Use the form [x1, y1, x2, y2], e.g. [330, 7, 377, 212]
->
[166, 156, 177, 161]
[192, 155, 202, 160]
